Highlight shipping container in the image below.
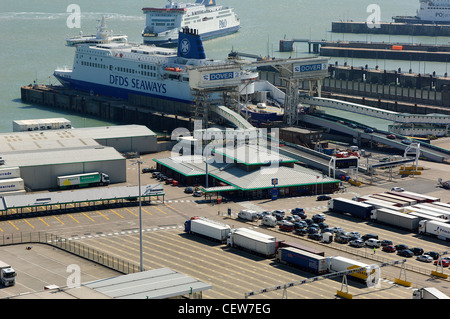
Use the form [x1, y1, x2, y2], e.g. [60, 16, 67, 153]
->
[276, 247, 328, 274]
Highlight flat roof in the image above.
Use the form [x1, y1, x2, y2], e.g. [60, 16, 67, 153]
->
[83, 268, 212, 299]
[72, 125, 156, 140]
[214, 144, 298, 166]
[2, 146, 124, 167]
[155, 154, 339, 192]
[0, 184, 164, 211]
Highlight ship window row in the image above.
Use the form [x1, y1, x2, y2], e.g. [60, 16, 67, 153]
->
[80, 61, 107, 69]
[139, 64, 157, 71]
[115, 67, 156, 77]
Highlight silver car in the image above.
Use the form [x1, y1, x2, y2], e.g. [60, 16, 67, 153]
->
[417, 255, 433, 263]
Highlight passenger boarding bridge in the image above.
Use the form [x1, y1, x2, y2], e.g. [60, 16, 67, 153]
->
[301, 96, 450, 126]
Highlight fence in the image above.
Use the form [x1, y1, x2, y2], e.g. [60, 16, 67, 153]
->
[0, 232, 141, 274]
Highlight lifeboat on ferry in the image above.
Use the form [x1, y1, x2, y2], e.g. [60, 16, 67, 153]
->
[164, 67, 182, 72]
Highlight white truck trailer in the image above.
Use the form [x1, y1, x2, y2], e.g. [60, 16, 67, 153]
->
[418, 219, 450, 241]
[413, 287, 450, 299]
[327, 256, 380, 287]
[372, 208, 421, 231]
[184, 217, 231, 243]
[0, 260, 16, 287]
[227, 228, 277, 257]
[57, 172, 110, 189]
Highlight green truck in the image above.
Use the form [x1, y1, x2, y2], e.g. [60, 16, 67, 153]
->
[57, 172, 110, 189]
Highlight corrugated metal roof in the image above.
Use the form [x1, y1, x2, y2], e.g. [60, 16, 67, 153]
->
[83, 268, 212, 299]
[0, 184, 164, 211]
[214, 144, 297, 165]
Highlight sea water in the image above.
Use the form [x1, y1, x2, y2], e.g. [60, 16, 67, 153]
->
[1, 0, 443, 133]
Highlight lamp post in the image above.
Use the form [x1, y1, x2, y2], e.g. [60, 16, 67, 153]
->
[132, 159, 144, 272]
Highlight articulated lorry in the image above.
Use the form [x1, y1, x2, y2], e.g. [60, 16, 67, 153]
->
[184, 217, 231, 243]
[418, 219, 450, 241]
[57, 172, 110, 189]
[328, 198, 374, 220]
[0, 261, 16, 287]
[276, 247, 328, 274]
[227, 228, 278, 258]
[327, 256, 380, 287]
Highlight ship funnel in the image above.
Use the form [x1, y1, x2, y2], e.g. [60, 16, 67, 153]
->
[177, 27, 206, 59]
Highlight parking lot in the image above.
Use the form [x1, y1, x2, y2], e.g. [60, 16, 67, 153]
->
[0, 152, 449, 299]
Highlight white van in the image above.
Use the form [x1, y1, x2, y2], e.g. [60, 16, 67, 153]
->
[238, 210, 258, 221]
[365, 238, 381, 248]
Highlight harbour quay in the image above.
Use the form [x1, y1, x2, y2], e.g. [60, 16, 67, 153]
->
[331, 21, 450, 37]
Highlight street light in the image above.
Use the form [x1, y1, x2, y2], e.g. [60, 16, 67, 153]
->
[132, 159, 144, 272]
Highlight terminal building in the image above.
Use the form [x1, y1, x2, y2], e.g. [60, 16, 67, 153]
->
[154, 142, 340, 200]
[0, 122, 158, 191]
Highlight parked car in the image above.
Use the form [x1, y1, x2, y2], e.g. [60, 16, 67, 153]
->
[142, 167, 157, 174]
[294, 228, 308, 236]
[165, 178, 173, 184]
[293, 221, 308, 229]
[321, 227, 334, 234]
[312, 214, 326, 223]
[381, 240, 393, 247]
[349, 239, 365, 248]
[193, 190, 203, 197]
[304, 218, 314, 226]
[318, 222, 329, 230]
[394, 244, 409, 251]
[382, 245, 396, 253]
[391, 187, 404, 192]
[433, 259, 450, 267]
[272, 211, 285, 221]
[364, 128, 374, 133]
[172, 180, 179, 186]
[332, 227, 345, 234]
[307, 227, 319, 234]
[425, 251, 440, 260]
[152, 172, 161, 178]
[386, 134, 396, 140]
[285, 216, 295, 223]
[398, 249, 414, 257]
[257, 211, 272, 219]
[308, 233, 322, 241]
[417, 255, 433, 263]
[317, 195, 331, 201]
[410, 247, 424, 256]
[345, 231, 361, 238]
[279, 221, 294, 232]
[361, 234, 378, 241]
[335, 235, 350, 244]
[291, 208, 307, 219]
[184, 187, 194, 194]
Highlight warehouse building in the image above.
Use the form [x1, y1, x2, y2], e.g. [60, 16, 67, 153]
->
[154, 143, 340, 200]
[0, 124, 158, 191]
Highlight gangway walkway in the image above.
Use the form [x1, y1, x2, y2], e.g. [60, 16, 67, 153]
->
[211, 105, 254, 130]
[301, 96, 450, 125]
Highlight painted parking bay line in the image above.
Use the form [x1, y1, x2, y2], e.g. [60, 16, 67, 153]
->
[97, 211, 109, 220]
[68, 214, 80, 224]
[53, 216, 65, 225]
[82, 213, 95, 222]
[39, 217, 50, 227]
[110, 209, 124, 219]
[8, 221, 19, 231]
[23, 219, 35, 229]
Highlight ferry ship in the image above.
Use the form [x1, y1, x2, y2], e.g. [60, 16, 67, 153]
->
[142, 0, 240, 46]
[393, 0, 450, 24]
[53, 28, 275, 111]
[65, 16, 128, 47]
